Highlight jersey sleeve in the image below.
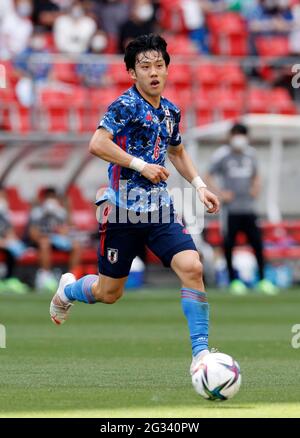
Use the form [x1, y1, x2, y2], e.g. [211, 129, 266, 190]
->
[169, 110, 182, 146]
[98, 97, 136, 136]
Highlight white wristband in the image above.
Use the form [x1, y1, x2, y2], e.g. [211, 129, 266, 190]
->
[191, 176, 207, 190]
[129, 157, 146, 173]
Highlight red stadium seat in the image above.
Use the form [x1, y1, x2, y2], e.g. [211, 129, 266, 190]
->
[270, 87, 298, 115]
[0, 87, 16, 104]
[38, 87, 88, 132]
[158, 0, 187, 33]
[0, 61, 19, 87]
[247, 87, 270, 114]
[0, 88, 18, 131]
[166, 35, 197, 55]
[194, 63, 219, 92]
[195, 108, 214, 126]
[52, 62, 79, 85]
[213, 89, 245, 120]
[109, 63, 132, 87]
[66, 185, 97, 232]
[255, 36, 290, 57]
[38, 89, 70, 132]
[81, 87, 120, 132]
[5, 186, 30, 236]
[221, 62, 246, 92]
[207, 12, 248, 56]
[89, 87, 120, 109]
[167, 64, 192, 90]
[43, 32, 56, 52]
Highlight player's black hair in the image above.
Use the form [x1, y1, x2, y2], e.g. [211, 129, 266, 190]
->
[124, 34, 170, 71]
[230, 123, 248, 136]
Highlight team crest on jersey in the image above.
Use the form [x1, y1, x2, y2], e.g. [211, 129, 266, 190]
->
[107, 248, 118, 264]
[162, 106, 174, 135]
[165, 117, 174, 135]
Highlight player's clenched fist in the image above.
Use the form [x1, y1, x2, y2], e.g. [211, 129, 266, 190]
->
[141, 164, 170, 184]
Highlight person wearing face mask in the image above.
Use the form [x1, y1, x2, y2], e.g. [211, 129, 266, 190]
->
[0, 0, 33, 59]
[206, 123, 278, 295]
[76, 31, 110, 88]
[0, 186, 29, 294]
[53, 1, 97, 54]
[26, 187, 81, 292]
[247, 0, 293, 54]
[118, 0, 156, 53]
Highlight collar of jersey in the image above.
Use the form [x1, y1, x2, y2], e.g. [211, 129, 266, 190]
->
[132, 85, 162, 110]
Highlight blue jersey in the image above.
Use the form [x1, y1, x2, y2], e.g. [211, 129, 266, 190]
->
[97, 85, 181, 212]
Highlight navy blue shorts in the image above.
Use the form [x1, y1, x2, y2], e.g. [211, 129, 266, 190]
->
[97, 204, 197, 278]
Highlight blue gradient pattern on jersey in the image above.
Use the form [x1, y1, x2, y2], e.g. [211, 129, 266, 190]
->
[97, 86, 181, 212]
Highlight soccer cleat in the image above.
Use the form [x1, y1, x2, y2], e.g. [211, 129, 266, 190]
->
[257, 279, 279, 295]
[50, 273, 76, 325]
[190, 348, 218, 376]
[229, 279, 248, 295]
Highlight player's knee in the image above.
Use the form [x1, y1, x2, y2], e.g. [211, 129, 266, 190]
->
[186, 259, 204, 282]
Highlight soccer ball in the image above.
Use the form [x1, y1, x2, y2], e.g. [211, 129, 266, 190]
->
[192, 352, 241, 401]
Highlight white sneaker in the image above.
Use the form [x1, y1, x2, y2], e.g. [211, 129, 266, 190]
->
[50, 273, 76, 325]
[190, 348, 218, 376]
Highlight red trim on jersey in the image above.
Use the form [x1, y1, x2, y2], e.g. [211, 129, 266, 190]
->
[112, 136, 127, 190]
[100, 205, 112, 256]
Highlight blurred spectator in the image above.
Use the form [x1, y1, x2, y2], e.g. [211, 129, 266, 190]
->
[0, 0, 14, 21]
[205, 123, 278, 295]
[83, 0, 129, 36]
[26, 187, 81, 291]
[0, 0, 33, 60]
[76, 31, 110, 88]
[290, 0, 300, 54]
[53, 1, 97, 54]
[0, 186, 28, 294]
[247, 0, 293, 54]
[14, 31, 52, 82]
[13, 31, 52, 107]
[118, 0, 156, 53]
[180, 0, 210, 53]
[32, 0, 69, 31]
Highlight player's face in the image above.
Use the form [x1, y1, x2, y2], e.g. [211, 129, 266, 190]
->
[130, 50, 168, 99]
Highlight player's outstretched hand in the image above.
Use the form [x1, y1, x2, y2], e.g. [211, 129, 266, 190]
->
[141, 164, 169, 184]
[197, 188, 220, 214]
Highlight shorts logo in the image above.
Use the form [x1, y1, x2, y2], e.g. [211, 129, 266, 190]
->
[107, 248, 118, 264]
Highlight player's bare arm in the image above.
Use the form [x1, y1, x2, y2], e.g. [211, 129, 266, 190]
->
[89, 127, 169, 184]
[168, 143, 220, 214]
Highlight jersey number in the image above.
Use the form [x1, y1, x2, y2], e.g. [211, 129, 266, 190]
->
[153, 136, 161, 160]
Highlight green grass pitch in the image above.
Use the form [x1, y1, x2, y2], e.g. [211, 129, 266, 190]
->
[1, 288, 300, 418]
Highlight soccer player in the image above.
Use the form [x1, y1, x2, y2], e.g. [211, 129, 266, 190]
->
[50, 34, 219, 376]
